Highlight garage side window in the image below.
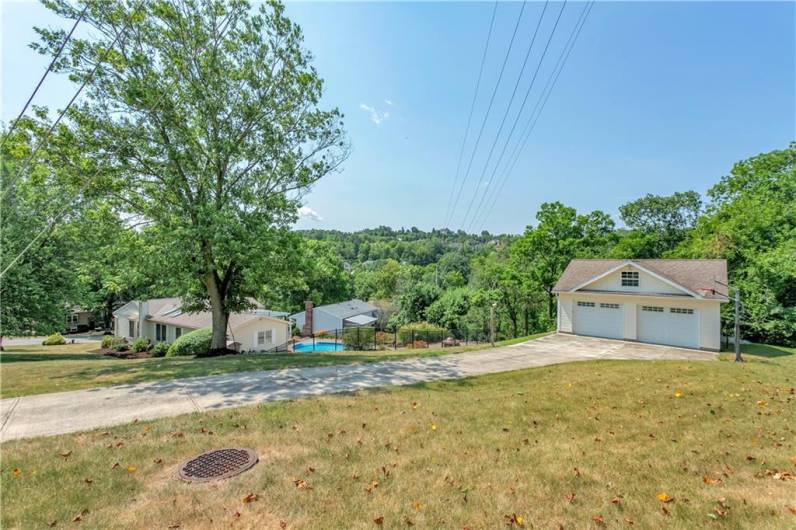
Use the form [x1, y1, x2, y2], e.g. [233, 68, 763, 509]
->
[577, 301, 595, 307]
[641, 306, 663, 312]
[670, 308, 694, 314]
[257, 331, 265, 345]
[600, 303, 620, 309]
[621, 271, 639, 286]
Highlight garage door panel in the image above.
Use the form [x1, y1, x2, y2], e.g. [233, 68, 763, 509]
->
[638, 305, 698, 349]
[574, 301, 624, 340]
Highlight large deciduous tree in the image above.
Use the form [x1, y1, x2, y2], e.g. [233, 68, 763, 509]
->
[37, 0, 347, 352]
[615, 191, 702, 257]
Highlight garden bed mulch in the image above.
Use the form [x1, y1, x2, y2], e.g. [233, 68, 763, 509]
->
[101, 348, 152, 360]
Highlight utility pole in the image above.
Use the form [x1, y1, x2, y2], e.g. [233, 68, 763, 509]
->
[716, 279, 742, 363]
[490, 302, 497, 347]
[734, 289, 742, 363]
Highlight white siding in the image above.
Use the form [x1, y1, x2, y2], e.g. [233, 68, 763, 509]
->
[586, 266, 686, 295]
[558, 292, 722, 351]
[231, 317, 290, 353]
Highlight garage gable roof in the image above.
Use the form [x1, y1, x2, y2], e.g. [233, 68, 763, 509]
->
[553, 259, 729, 300]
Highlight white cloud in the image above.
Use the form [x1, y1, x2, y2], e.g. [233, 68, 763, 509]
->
[384, 99, 394, 106]
[359, 102, 390, 125]
[298, 206, 323, 222]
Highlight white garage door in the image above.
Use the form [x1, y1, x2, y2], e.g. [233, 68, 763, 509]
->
[637, 305, 699, 349]
[573, 301, 624, 340]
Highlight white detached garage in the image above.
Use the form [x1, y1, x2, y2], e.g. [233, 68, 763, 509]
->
[554, 259, 728, 351]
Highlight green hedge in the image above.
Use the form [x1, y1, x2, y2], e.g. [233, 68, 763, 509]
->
[131, 337, 150, 353]
[166, 328, 212, 357]
[397, 322, 446, 346]
[42, 333, 66, 346]
[151, 342, 169, 357]
[342, 327, 375, 350]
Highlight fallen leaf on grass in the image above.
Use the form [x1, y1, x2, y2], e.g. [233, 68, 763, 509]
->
[404, 516, 415, 526]
[411, 401, 418, 410]
[786, 505, 796, 515]
[242, 493, 259, 503]
[294, 479, 311, 490]
[573, 467, 581, 477]
[72, 509, 88, 522]
[167, 524, 180, 529]
[612, 495, 624, 504]
[430, 423, 437, 431]
[674, 390, 684, 398]
[12, 468, 21, 478]
[127, 466, 137, 473]
[656, 492, 674, 503]
[565, 492, 576, 504]
[47, 521, 57, 528]
[592, 515, 606, 526]
[504, 513, 524, 526]
[111, 463, 120, 470]
[280, 522, 288, 529]
[412, 501, 423, 511]
[661, 507, 671, 517]
[153, 458, 163, 465]
[374, 515, 384, 525]
[59, 450, 72, 458]
[84, 478, 93, 485]
[703, 475, 721, 485]
[624, 518, 635, 526]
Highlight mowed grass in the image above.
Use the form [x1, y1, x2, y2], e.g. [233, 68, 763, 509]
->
[1, 343, 793, 529]
[0, 335, 543, 398]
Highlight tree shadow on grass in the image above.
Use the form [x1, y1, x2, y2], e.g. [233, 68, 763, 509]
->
[729, 343, 795, 358]
[0, 353, 104, 363]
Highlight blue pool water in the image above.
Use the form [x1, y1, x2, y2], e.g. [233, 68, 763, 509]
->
[293, 341, 344, 352]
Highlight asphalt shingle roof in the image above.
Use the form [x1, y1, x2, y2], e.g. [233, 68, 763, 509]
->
[552, 259, 729, 300]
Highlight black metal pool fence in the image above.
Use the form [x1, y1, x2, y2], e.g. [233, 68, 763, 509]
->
[267, 325, 490, 353]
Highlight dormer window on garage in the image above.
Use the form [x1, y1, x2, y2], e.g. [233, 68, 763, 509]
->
[621, 271, 639, 287]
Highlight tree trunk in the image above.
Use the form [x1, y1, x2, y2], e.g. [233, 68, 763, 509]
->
[205, 274, 230, 352]
[547, 290, 555, 320]
[523, 304, 529, 336]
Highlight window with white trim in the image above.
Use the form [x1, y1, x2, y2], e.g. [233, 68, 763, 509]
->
[156, 323, 167, 341]
[577, 301, 595, 307]
[621, 271, 639, 287]
[257, 331, 265, 345]
[129, 320, 136, 337]
[670, 307, 694, 314]
[600, 303, 620, 309]
[265, 329, 273, 343]
[175, 327, 182, 339]
[642, 306, 664, 312]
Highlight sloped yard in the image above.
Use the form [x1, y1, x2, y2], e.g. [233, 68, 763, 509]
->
[1, 343, 793, 529]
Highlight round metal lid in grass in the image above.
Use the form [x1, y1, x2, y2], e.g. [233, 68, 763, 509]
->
[177, 448, 258, 482]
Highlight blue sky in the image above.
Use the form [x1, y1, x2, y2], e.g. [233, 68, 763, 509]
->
[2, 1, 794, 234]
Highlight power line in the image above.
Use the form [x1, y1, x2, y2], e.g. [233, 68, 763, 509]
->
[442, 1, 498, 229]
[446, 0, 527, 230]
[0, 3, 89, 149]
[1, 2, 149, 280]
[474, 0, 595, 233]
[457, 0, 554, 231]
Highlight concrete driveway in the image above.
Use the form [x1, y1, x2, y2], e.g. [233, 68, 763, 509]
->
[0, 333, 715, 442]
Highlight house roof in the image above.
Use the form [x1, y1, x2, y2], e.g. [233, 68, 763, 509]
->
[553, 259, 728, 300]
[113, 297, 285, 330]
[290, 299, 378, 320]
[344, 314, 378, 326]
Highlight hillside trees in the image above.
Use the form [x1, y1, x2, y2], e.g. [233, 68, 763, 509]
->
[37, 0, 347, 352]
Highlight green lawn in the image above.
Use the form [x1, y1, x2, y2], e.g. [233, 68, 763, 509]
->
[1, 342, 793, 529]
[0, 334, 546, 398]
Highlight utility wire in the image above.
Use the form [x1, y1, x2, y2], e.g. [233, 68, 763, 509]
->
[1, 2, 149, 280]
[0, 3, 89, 149]
[457, 0, 553, 231]
[446, 0, 527, 230]
[475, 0, 595, 233]
[442, 1, 498, 229]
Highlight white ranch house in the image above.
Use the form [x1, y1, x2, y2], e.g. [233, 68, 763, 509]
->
[113, 297, 290, 353]
[554, 259, 728, 351]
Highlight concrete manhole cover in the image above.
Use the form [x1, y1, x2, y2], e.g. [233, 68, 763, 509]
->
[177, 448, 258, 482]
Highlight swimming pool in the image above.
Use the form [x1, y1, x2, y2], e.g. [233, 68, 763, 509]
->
[293, 341, 344, 352]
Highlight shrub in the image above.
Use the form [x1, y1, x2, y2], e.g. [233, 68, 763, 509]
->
[151, 342, 169, 357]
[397, 322, 446, 346]
[131, 337, 150, 353]
[342, 326, 375, 350]
[42, 333, 67, 346]
[101, 335, 116, 349]
[167, 328, 212, 357]
[114, 342, 129, 352]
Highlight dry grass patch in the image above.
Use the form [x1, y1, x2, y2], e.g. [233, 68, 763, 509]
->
[1, 343, 794, 529]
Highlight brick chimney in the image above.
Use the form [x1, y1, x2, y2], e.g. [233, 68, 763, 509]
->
[302, 300, 314, 336]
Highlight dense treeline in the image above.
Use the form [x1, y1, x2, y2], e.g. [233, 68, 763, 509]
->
[2, 133, 794, 346]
